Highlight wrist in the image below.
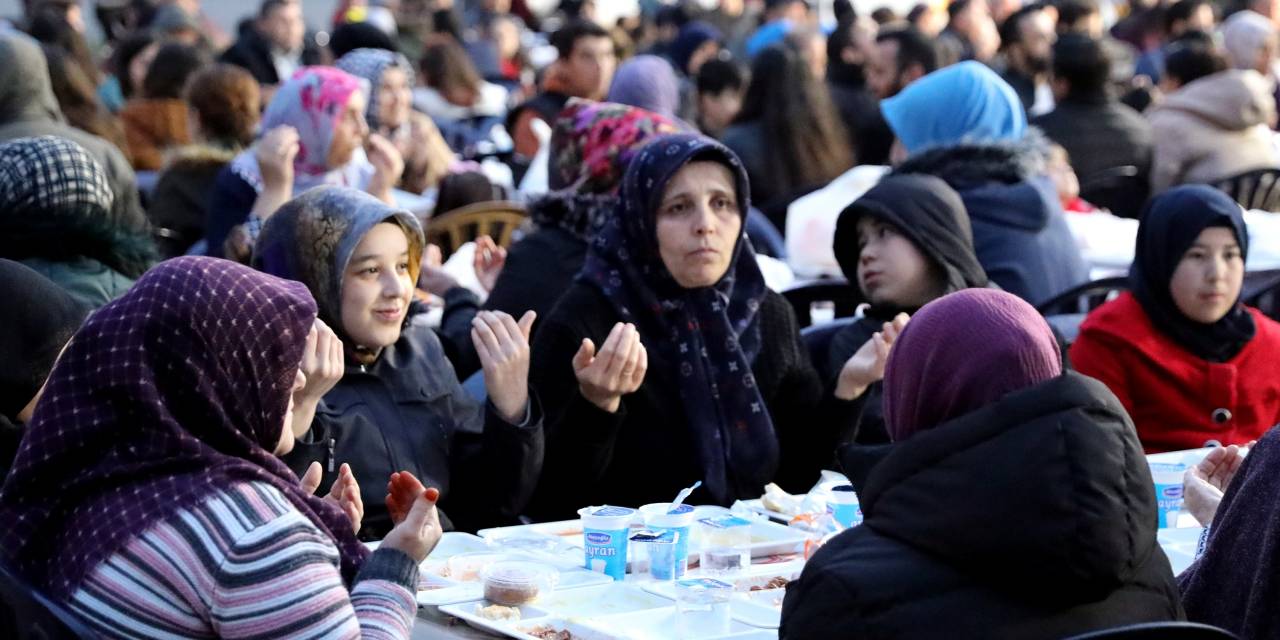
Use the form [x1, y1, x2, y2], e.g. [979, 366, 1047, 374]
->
[580, 386, 621, 413]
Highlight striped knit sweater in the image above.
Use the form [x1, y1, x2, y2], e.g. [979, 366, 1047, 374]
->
[66, 481, 419, 639]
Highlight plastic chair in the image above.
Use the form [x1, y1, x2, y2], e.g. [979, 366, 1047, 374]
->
[781, 278, 861, 328]
[1062, 621, 1237, 640]
[0, 562, 99, 639]
[1035, 276, 1130, 316]
[1243, 268, 1280, 321]
[425, 200, 527, 260]
[801, 317, 857, 376]
[1214, 167, 1280, 213]
[1079, 165, 1148, 219]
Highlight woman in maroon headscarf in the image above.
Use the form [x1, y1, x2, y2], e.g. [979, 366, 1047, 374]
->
[780, 288, 1183, 639]
[0, 257, 442, 639]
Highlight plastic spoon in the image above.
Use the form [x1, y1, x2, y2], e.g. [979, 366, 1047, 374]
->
[669, 481, 702, 514]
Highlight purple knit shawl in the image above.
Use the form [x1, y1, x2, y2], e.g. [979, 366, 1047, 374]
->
[883, 289, 1062, 441]
[0, 256, 369, 597]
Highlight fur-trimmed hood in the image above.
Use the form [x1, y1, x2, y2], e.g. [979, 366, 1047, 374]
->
[162, 144, 239, 173]
[892, 130, 1059, 233]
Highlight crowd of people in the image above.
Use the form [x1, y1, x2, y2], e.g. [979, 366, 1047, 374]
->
[2, 0, 1280, 638]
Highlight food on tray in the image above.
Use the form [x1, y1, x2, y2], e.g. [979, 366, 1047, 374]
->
[761, 483, 803, 516]
[524, 626, 576, 640]
[475, 603, 521, 621]
[748, 576, 791, 591]
[481, 561, 558, 606]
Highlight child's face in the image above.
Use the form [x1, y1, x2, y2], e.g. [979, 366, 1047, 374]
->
[856, 217, 943, 309]
[1047, 149, 1080, 204]
[697, 89, 743, 135]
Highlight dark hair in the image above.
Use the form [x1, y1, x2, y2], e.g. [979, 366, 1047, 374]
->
[142, 43, 207, 100]
[1055, 0, 1100, 30]
[26, 3, 101, 86]
[40, 45, 127, 151]
[550, 19, 610, 59]
[420, 38, 483, 100]
[1164, 35, 1228, 85]
[696, 57, 746, 95]
[948, 0, 974, 20]
[1164, 0, 1211, 33]
[185, 64, 261, 147]
[111, 32, 157, 99]
[833, 0, 857, 24]
[656, 6, 689, 28]
[735, 42, 853, 197]
[877, 27, 940, 75]
[1052, 34, 1110, 97]
[999, 3, 1047, 48]
[871, 7, 899, 24]
[435, 171, 507, 215]
[908, 3, 930, 24]
[328, 21, 398, 59]
[259, 0, 292, 20]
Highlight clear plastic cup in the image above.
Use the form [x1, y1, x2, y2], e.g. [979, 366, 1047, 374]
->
[698, 515, 752, 575]
[577, 506, 635, 580]
[639, 503, 697, 579]
[675, 578, 733, 638]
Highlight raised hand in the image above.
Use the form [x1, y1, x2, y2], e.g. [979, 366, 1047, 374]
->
[366, 133, 405, 204]
[473, 235, 508, 293]
[473, 311, 536, 423]
[254, 125, 300, 198]
[381, 473, 443, 563]
[1183, 444, 1248, 526]
[385, 470, 428, 525]
[417, 243, 459, 296]
[835, 312, 909, 400]
[302, 462, 364, 533]
[572, 322, 648, 414]
[291, 319, 344, 437]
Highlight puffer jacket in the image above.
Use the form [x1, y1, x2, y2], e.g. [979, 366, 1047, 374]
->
[780, 372, 1184, 639]
[283, 306, 544, 537]
[893, 133, 1089, 305]
[1148, 69, 1279, 193]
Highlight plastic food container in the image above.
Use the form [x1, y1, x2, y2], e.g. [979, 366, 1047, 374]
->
[639, 503, 697, 579]
[445, 552, 507, 583]
[481, 561, 559, 606]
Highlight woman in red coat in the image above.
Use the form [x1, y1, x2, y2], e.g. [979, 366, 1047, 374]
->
[1071, 185, 1280, 453]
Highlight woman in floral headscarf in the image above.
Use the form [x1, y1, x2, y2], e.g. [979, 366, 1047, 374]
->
[336, 48, 456, 195]
[526, 133, 857, 519]
[204, 66, 406, 260]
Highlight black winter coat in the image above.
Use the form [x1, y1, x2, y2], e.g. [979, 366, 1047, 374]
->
[1032, 96, 1153, 218]
[218, 26, 324, 86]
[780, 372, 1184, 639]
[526, 282, 855, 521]
[283, 309, 544, 536]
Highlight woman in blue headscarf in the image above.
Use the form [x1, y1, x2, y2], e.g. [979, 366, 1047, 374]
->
[526, 133, 855, 519]
[881, 60, 1088, 305]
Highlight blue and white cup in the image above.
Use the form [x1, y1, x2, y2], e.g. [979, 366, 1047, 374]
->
[826, 485, 863, 529]
[1148, 462, 1187, 528]
[579, 506, 636, 580]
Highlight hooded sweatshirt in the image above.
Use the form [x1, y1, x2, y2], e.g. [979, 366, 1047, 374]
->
[0, 32, 145, 233]
[1148, 69, 1279, 193]
[825, 175, 990, 444]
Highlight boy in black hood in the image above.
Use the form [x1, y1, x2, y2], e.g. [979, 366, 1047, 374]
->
[825, 174, 989, 444]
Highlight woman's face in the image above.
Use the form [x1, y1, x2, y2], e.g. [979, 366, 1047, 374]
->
[275, 368, 306, 456]
[655, 161, 743, 289]
[327, 92, 370, 169]
[377, 67, 413, 132]
[340, 222, 414, 351]
[856, 216, 942, 308]
[1169, 226, 1245, 324]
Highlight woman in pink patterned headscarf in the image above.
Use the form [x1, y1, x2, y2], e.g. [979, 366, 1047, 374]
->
[206, 66, 405, 260]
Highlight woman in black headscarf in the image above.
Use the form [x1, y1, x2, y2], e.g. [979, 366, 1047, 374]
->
[826, 174, 990, 445]
[527, 133, 854, 519]
[1072, 184, 1280, 453]
[0, 258, 88, 478]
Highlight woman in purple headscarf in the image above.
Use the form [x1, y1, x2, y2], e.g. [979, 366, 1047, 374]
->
[780, 289, 1183, 639]
[0, 257, 443, 639]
